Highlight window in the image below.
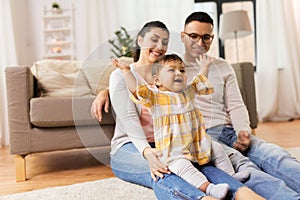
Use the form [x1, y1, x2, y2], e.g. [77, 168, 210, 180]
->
[194, 0, 256, 65]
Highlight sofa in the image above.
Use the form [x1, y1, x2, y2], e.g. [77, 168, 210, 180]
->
[5, 58, 132, 181]
[5, 58, 257, 182]
[232, 62, 258, 131]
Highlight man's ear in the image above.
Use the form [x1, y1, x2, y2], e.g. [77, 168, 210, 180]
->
[153, 75, 161, 86]
[180, 32, 185, 43]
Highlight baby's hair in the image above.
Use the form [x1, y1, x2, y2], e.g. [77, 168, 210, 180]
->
[152, 54, 184, 76]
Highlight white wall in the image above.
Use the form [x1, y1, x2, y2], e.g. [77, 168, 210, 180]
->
[11, 0, 194, 66]
[11, 0, 88, 65]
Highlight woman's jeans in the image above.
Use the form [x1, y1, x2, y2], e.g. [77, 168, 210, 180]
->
[207, 125, 300, 199]
[110, 142, 244, 200]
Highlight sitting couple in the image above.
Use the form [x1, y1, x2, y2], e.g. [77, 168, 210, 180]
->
[91, 12, 300, 199]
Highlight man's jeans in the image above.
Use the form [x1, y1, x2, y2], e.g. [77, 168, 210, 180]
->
[207, 125, 300, 199]
[110, 142, 244, 200]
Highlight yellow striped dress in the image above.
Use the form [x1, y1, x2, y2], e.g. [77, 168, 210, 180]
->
[132, 74, 214, 165]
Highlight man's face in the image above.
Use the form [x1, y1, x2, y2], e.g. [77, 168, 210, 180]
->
[181, 21, 214, 62]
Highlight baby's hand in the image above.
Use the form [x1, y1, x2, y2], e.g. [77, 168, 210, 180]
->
[195, 54, 215, 69]
[112, 58, 130, 72]
[195, 54, 215, 76]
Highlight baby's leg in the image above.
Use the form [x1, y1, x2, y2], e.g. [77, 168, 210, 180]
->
[169, 158, 207, 188]
[169, 158, 229, 199]
[211, 141, 250, 182]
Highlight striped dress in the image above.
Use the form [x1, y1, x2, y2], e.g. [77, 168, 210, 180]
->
[132, 74, 214, 165]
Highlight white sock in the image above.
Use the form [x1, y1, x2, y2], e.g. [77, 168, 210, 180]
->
[233, 170, 250, 182]
[206, 183, 229, 200]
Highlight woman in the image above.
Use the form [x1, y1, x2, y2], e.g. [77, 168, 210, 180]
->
[93, 21, 264, 200]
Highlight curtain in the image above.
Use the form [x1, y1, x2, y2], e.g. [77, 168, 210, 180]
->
[0, 0, 17, 146]
[0, 0, 195, 146]
[84, 0, 194, 55]
[256, 0, 300, 121]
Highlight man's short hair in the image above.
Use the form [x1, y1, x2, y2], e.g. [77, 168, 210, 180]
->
[185, 12, 214, 27]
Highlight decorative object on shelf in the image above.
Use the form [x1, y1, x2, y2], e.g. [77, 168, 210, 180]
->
[50, 47, 62, 53]
[109, 27, 133, 58]
[43, 4, 75, 60]
[219, 10, 252, 62]
[52, 2, 62, 14]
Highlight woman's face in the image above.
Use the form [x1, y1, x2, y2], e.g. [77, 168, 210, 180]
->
[138, 28, 169, 63]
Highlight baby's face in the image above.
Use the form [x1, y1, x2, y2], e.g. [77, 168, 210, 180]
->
[156, 61, 187, 93]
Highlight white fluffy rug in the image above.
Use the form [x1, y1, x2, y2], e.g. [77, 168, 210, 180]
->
[2, 148, 299, 200]
[0, 178, 156, 200]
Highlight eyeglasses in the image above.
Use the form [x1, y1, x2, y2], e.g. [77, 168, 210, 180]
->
[183, 32, 214, 44]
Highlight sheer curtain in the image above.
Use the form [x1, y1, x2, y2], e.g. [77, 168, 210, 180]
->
[0, 0, 195, 146]
[256, 0, 300, 121]
[84, 0, 194, 54]
[0, 0, 17, 146]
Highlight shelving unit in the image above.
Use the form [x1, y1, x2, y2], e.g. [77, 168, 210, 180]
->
[42, 5, 75, 60]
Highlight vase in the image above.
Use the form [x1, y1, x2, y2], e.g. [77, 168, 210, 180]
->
[52, 8, 62, 14]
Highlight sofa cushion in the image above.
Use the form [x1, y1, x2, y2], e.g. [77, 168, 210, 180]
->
[30, 58, 133, 98]
[30, 96, 115, 127]
[80, 57, 133, 95]
[31, 59, 91, 97]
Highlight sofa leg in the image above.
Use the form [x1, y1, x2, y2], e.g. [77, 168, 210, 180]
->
[251, 129, 256, 135]
[14, 155, 26, 182]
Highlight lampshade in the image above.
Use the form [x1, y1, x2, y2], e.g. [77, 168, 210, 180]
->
[219, 10, 252, 40]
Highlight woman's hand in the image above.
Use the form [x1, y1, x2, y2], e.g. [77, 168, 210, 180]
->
[143, 147, 171, 181]
[195, 54, 215, 77]
[91, 88, 110, 122]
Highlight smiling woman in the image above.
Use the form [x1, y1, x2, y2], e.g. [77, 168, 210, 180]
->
[0, 0, 17, 146]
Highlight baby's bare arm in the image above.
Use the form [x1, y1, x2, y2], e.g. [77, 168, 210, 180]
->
[112, 58, 138, 94]
[112, 58, 130, 71]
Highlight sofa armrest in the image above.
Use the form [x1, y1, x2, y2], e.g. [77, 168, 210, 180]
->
[232, 62, 258, 129]
[5, 66, 35, 155]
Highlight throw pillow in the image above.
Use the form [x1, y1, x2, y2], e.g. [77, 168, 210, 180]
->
[31, 59, 91, 97]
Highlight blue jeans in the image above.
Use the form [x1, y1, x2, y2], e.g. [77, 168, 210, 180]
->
[207, 125, 300, 199]
[110, 142, 244, 200]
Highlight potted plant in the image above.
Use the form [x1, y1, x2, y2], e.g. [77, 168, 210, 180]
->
[52, 2, 62, 14]
[108, 27, 133, 58]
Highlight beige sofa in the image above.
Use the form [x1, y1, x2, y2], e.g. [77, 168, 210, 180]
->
[5, 59, 126, 181]
[232, 62, 258, 130]
[5, 59, 257, 182]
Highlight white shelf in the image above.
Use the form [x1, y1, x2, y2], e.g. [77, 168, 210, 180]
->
[44, 28, 71, 32]
[42, 5, 75, 60]
[45, 41, 72, 46]
[44, 53, 72, 58]
[43, 14, 71, 19]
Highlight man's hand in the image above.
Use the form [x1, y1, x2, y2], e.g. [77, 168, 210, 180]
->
[91, 88, 110, 122]
[233, 130, 251, 152]
[143, 147, 171, 181]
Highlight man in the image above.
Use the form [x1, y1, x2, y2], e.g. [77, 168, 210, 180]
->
[181, 11, 300, 199]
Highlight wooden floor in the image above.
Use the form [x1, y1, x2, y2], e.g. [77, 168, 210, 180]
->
[1, 120, 300, 197]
